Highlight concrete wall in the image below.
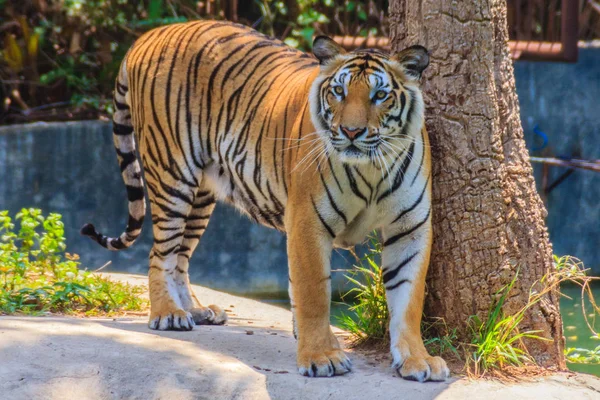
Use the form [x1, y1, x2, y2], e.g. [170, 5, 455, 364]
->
[1, 48, 598, 297]
[514, 47, 600, 272]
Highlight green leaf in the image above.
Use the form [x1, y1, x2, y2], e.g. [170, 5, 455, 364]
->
[148, 0, 164, 20]
[301, 27, 315, 45]
[284, 37, 299, 48]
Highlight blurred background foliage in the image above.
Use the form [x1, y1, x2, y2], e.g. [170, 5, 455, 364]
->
[0, 0, 388, 123]
[1, 1, 599, 124]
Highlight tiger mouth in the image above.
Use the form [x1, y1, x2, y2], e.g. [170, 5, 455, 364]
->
[338, 144, 371, 160]
[343, 144, 364, 155]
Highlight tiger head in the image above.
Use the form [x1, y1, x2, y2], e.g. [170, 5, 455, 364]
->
[309, 36, 429, 165]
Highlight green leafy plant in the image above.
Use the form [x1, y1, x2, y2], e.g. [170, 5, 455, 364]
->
[254, 1, 387, 50]
[565, 342, 600, 364]
[0, 1, 199, 121]
[336, 235, 388, 346]
[284, 0, 331, 49]
[0, 208, 147, 315]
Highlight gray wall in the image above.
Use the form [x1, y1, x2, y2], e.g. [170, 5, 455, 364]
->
[0, 48, 598, 297]
[0, 121, 356, 297]
[514, 47, 600, 272]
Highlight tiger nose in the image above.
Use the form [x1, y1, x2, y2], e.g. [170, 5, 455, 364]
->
[340, 126, 367, 140]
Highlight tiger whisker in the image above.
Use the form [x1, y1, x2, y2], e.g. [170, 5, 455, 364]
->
[374, 148, 387, 188]
[385, 134, 430, 149]
[380, 141, 405, 168]
[382, 139, 416, 164]
[314, 142, 334, 175]
[280, 136, 324, 152]
[266, 131, 327, 142]
[372, 146, 385, 181]
[307, 140, 334, 175]
[301, 142, 331, 175]
[380, 141, 402, 160]
[293, 144, 325, 172]
[292, 139, 328, 173]
[380, 141, 414, 186]
[374, 142, 398, 184]
[378, 147, 393, 188]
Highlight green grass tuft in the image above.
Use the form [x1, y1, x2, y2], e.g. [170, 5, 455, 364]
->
[336, 235, 389, 346]
[465, 271, 549, 376]
[0, 208, 147, 316]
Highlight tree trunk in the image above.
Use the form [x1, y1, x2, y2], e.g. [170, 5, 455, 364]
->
[389, 0, 565, 368]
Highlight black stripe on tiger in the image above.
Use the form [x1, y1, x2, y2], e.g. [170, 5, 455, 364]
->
[113, 122, 133, 136]
[383, 207, 431, 248]
[126, 215, 144, 232]
[386, 279, 410, 291]
[114, 100, 129, 111]
[377, 141, 416, 203]
[319, 170, 347, 225]
[411, 131, 427, 186]
[344, 165, 368, 205]
[154, 232, 184, 244]
[126, 185, 144, 202]
[311, 197, 336, 238]
[383, 252, 418, 285]
[392, 175, 430, 224]
[116, 148, 137, 172]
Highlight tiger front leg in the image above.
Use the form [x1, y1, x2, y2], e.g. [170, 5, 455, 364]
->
[286, 208, 352, 377]
[382, 211, 449, 382]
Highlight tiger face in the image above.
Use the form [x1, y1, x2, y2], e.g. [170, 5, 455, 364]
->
[310, 37, 430, 165]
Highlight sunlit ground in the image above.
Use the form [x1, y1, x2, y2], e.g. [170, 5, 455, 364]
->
[262, 284, 600, 377]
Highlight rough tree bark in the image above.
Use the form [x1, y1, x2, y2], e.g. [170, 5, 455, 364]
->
[389, 1, 565, 367]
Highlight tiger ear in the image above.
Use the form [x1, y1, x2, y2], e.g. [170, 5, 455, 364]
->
[393, 45, 430, 81]
[313, 36, 346, 65]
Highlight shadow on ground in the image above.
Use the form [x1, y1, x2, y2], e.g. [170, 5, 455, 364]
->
[1, 274, 599, 400]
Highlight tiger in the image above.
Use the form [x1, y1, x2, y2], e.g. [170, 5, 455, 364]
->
[81, 20, 449, 381]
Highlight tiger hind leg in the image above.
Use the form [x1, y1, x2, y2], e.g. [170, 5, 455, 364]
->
[146, 175, 198, 331]
[173, 186, 227, 325]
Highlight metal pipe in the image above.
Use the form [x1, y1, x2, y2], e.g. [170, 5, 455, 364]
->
[529, 157, 600, 173]
[561, 0, 579, 62]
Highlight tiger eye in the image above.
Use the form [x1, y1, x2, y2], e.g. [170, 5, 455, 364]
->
[375, 90, 387, 100]
[334, 86, 344, 95]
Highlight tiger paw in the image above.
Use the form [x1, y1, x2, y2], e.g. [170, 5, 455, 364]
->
[190, 305, 228, 325]
[297, 349, 352, 377]
[148, 309, 195, 331]
[393, 354, 449, 382]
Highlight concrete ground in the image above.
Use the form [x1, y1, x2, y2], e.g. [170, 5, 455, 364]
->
[1, 273, 599, 400]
